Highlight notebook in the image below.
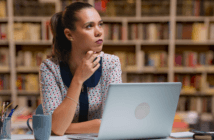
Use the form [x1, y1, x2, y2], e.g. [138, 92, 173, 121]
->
[67, 82, 182, 140]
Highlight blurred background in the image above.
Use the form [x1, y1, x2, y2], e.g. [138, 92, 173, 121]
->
[1, 0, 214, 134]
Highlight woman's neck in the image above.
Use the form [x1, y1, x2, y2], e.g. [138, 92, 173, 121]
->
[69, 48, 102, 75]
[69, 49, 85, 76]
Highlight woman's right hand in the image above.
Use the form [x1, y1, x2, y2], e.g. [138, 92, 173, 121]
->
[74, 51, 101, 83]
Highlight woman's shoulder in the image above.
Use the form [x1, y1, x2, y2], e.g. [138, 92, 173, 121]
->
[39, 57, 60, 71]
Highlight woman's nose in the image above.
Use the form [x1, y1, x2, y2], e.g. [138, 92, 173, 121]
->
[95, 26, 102, 37]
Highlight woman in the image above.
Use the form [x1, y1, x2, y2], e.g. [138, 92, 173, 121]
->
[39, 2, 122, 136]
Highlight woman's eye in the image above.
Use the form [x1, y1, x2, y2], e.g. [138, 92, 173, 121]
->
[99, 23, 104, 26]
[86, 24, 92, 29]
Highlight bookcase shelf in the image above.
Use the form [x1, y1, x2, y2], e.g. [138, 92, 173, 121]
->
[14, 16, 51, 22]
[0, 90, 11, 95]
[15, 41, 52, 45]
[103, 40, 169, 45]
[0, 18, 7, 22]
[0, 67, 10, 73]
[174, 67, 206, 73]
[175, 40, 214, 45]
[102, 16, 170, 22]
[16, 67, 39, 73]
[124, 66, 168, 73]
[0, 40, 8, 45]
[18, 90, 40, 96]
[176, 16, 212, 22]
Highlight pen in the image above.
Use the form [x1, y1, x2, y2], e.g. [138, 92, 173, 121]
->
[8, 105, 18, 117]
[0, 101, 1, 112]
[1, 102, 5, 121]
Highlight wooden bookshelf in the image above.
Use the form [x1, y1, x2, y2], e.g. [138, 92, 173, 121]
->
[1, 0, 214, 132]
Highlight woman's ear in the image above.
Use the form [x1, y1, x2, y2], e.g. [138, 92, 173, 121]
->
[64, 28, 73, 41]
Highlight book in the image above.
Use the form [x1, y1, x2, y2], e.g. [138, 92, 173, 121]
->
[210, 24, 214, 40]
[194, 134, 214, 140]
[0, 47, 9, 66]
[0, 24, 8, 40]
[0, 1, 6, 18]
[191, 129, 214, 140]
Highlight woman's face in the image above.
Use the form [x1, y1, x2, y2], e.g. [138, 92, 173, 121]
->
[71, 8, 104, 54]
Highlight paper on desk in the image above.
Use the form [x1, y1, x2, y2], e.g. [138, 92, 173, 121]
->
[170, 132, 194, 138]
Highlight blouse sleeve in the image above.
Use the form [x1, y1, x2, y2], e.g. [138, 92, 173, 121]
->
[101, 56, 122, 117]
[39, 62, 62, 115]
[106, 55, 122, 84]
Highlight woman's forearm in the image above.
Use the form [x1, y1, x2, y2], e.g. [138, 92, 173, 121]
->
[65, 119, 101, 134]
[51, 75, 83, 136]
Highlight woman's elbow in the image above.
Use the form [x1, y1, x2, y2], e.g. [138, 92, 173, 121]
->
[51, 128, 64, 136]
[51, 121, 66, 136]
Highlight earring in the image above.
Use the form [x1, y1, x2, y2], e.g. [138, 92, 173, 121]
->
[70, 38, 73, 41]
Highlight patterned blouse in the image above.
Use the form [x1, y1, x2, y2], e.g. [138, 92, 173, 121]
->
[39, 51, 122, 123]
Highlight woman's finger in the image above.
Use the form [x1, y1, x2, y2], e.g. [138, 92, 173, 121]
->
[85, 51, 94, 60]
[93, 63, 100, 70]
[89, 53, 99, 63]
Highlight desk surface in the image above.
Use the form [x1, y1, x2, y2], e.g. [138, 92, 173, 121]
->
[11, 134, 193, 140]
[11, 134, 69, 140]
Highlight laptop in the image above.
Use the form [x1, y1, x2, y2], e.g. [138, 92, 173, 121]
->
[66, 82, 182, 140]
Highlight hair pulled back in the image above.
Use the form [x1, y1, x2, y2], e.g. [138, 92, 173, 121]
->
[50, 2, 93, 63]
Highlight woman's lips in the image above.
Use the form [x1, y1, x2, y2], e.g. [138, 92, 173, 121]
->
[96, 40, 103, 44]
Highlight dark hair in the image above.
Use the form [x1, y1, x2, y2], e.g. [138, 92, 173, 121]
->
[50, 2, 93, 63]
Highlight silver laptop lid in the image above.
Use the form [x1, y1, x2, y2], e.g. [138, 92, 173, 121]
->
[98, 82, 182, 140]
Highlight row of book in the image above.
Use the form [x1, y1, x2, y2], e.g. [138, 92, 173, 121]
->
[4, 49, 214, 70]
[112, 51, 168, 69]
[144, 51, 168, 67]
[177, 0, 214, 16]
[141, 0, 170, 16]
[0, 24, 7, 40]
[127, 74, 202, 91]
[0, 48, 52, 68]
[175, 50, 214, 67]
[128, 23, 169, 41]
[14, 23, 41, 41]
[16, 74, 39, 91]
[13, 0, 55, 16]
[16, 49, 52, 67]
[0, 47, 9, 66]
[0, 1, 6, 18]
[177, 97, 212, 113]
[1, 22, 53, 41]
[2, 22, 214, 42]
[96, 0, 136, 17]
[61, 0, 87, 10]
[0, 74, 10, 90]
[174, 74, 202, 91]
[103, 24, 124, 41]
[112, 52, 136, 69]
[176, 23, 213, 41]
[207, 74, 214, 89]
[103, 23, 169, 41]
[127, 74, 167, 83]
